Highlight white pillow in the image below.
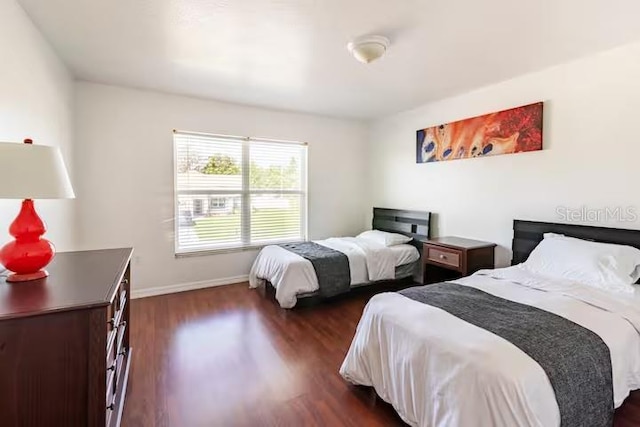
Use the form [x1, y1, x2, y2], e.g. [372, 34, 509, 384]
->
[357, 230, 412, 247]
[523, 233, 640, 293]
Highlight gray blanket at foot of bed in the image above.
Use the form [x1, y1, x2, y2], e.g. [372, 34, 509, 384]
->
[280, 242, 350, 298]
[399, 283, 613, 427]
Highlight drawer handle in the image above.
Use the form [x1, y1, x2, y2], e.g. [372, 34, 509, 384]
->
[107, 401, 115, 411]
[118, 348, 128, 357]
[119, 320, 127, 329]
[439, 254, 446, 259]
[121, 278, 128, 286]
[107, 362, 116, 372]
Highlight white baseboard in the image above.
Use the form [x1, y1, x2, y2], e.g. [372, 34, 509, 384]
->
[131, 275, 249, 299]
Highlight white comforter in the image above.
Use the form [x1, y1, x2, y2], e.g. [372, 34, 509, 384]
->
[340, 265, 640, 427]
[249, 237, 408, 308]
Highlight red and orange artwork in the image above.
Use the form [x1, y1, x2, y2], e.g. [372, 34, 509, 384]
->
[416, 102, 543, 163]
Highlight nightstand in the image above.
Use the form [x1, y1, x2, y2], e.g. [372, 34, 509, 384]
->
[423, 237, 496, 284]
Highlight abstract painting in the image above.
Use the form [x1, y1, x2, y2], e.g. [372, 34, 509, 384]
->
[416, 102, 543, 163]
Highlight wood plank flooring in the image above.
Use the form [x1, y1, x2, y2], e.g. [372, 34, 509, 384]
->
[121, 283, 640, 427]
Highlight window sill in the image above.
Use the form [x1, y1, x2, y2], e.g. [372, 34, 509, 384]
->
[175, 240, 305, 258]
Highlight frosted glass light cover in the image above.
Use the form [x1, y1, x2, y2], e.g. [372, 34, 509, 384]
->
[347, 35, 390, 64]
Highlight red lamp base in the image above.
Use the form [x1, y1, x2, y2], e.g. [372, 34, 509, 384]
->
[0, 199, 55, 283]
[6, 270, 49, 283]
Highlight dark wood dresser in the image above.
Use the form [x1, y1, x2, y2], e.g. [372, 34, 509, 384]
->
[0, 248, 133, 427]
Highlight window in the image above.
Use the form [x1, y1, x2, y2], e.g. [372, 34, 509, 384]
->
[174, 131, 308, 254]
[193, 199, 204, 216]
[209, 197, 227, 209]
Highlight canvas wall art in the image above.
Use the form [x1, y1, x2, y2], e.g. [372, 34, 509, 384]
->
[416, 102, 543, 163]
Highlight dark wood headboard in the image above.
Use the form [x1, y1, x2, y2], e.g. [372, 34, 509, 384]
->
[372, 208, 431, 250]
[512, 219, 640, 265]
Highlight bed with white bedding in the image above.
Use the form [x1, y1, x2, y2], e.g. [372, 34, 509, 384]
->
[249, 208, 431, 308]
[340, 220, 640, 427]
[249, 237, 420, 308]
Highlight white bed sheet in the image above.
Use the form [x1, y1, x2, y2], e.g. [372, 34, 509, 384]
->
[390, 244, 420, 266]
[249, 238, 415, 308]
[339, 265, 640, 427]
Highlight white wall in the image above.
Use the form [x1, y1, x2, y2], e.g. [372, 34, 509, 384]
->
[74, 82, 368, 294]
[0, 0, 75, 251]
[368, 40, 640, 267]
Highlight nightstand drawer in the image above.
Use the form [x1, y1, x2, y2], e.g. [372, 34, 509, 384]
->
[426, 247, 461, 268]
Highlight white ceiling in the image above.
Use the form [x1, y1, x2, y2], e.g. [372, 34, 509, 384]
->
[18, 0, 640, 119]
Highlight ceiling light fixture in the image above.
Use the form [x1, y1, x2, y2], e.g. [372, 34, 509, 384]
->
[347, 35, 390, 64]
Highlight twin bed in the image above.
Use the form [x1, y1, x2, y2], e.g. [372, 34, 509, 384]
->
[249, 208, 430, 308]
[341, 220, 640, 427]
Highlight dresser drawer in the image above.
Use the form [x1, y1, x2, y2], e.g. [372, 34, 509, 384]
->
[115, 344, 127, 388]
[106, 299, 117, 336]
[116, 279, 128, 311]
[106, 336, 116, 383]
[105, 343, 117, 425]
[106, 368, 116, 405]
[115, 320, 127, 360]
[106, 388, 117, 426]
[106, 311, 126, 389]
[106, 310, 120, 353]
[107, 280, 128, 341]
[426, 246, 461, 268]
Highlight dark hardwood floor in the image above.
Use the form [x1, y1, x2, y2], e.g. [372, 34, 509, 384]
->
[122, 283, 640, 427]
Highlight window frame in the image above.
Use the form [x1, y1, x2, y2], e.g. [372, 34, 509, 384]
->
[173, 130, 308, 257]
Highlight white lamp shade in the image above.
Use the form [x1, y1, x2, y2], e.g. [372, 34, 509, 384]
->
[0, 142, 75, 199]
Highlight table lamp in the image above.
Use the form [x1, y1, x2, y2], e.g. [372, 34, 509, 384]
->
[0, 139, 75, 282]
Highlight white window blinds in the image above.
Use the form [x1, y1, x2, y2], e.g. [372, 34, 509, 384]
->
[174, 131, 308, 254]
